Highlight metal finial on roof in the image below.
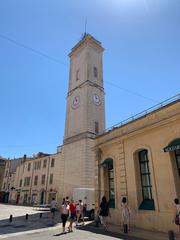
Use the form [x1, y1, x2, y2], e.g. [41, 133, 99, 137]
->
[81, 20, 87, 39]
[85, 19, 87, 34]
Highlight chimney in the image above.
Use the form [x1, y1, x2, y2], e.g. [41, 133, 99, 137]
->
[23, 154, 27, 162]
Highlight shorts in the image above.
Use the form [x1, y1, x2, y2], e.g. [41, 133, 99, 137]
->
[51, 208, 56, 213]
[70, 212, 76, 220]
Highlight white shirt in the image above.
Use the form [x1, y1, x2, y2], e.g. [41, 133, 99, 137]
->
[61, 204, 69, 214]
[76, 203, 80, 211]
[80, 202, 84, 212]
[51, 200, 57, 209]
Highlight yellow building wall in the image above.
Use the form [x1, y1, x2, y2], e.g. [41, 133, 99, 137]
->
[95, 101, 180, 233]
[124, 118, 180, 232]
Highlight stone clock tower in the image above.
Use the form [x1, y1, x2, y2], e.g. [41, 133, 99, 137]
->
[63, 34, 105, 197]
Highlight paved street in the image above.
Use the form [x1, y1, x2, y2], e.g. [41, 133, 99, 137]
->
[0, 204, 45, 219]
[0, 223, 144, 240]
[0, 204, 169, 240]
[0, 229, 146, 240]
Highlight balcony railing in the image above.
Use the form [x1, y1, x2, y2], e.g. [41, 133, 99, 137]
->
[103, 93, 180, 134]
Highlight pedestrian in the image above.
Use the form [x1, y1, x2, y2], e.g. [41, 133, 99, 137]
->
[121, 197, 130, 233]
[68, 199, 76, 232]
[50, 198, 57, 218]
[60, 198, 69, 234]
[76, 201, 81, 225]
[99, 196, 110, 231]
[76, 200, 85, 225]
[174, 198, 180, 238]
[79, 200, 85, 225]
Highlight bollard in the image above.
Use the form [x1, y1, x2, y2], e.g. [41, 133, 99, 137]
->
[25, 214, 29, 220]
[40, 213, 42, 218]
[168, 230, 175, 240]
[9, 215, 13, 222]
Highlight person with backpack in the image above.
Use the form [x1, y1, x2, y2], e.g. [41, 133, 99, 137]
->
[99, 196, 110, 231]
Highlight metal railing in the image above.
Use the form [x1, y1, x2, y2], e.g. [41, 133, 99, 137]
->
[103, 94, 180, 134]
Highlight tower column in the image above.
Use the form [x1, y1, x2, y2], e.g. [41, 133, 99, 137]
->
[63, 34, 105, 197]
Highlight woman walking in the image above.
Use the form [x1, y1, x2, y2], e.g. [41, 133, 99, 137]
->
[121, 197, 130, 233]
[99, 196, 110, 231]
[60, 198, 69, 234]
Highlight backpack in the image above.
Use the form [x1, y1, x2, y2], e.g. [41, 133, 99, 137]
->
[175, 212, 180, 225]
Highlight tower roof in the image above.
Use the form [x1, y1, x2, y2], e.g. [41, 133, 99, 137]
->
[69, 33, 104, 57]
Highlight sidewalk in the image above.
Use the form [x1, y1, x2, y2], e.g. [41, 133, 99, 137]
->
[110, 224, 169, 240]
[84, 222, 170, 240]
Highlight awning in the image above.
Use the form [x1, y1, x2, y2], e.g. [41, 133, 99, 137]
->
[100, 159, 113, 167]
[164, 139, 180, 152]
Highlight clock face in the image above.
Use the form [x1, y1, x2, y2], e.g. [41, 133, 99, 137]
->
[71, 95, 80, 109]
[93, 94, 101, 105]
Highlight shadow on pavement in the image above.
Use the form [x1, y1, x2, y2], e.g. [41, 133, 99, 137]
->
[76, 222, 146, 240]
[53, 231, 73, 236]
[0, 211, 61, 235]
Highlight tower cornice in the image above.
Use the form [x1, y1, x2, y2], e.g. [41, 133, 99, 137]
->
[69, 33, 104, 57]
[67, 80, 104, 96]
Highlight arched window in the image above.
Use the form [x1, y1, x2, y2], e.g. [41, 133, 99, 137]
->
[108, 161, 115, 208]
[101, 158, 115, 208]
[138, 150, 155, 210]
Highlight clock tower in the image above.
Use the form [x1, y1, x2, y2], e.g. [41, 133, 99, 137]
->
[63, 34, 105, 197]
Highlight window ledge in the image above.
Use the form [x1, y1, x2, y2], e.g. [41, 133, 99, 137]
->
[138, 199, 155, 211]
[109, 199, 115, 208]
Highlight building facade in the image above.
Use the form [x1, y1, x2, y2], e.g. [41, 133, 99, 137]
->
[12, 151, 64, 205]
[94, 95, 180, 233]
[0, 157, 6, 202]
[63, 34, 105, 197]
[1, 157, 23, 203]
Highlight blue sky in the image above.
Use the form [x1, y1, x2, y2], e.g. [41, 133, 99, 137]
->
[0, 0, 179, 158]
